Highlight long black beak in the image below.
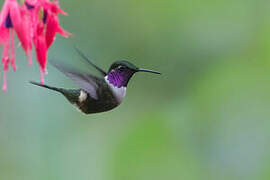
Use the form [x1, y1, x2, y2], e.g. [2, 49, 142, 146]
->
[138, 68, 161, 75]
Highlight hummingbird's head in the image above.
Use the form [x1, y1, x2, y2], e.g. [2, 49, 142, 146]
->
[106, 60, 161, 88]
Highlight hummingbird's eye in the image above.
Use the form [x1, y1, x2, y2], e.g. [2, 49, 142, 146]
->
[118, 66, 125, 71]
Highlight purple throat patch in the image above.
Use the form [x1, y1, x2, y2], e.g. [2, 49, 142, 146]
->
[107, 69, 134, 88]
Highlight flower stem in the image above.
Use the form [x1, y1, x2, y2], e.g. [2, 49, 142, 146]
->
[10, 29, 16, 72]
[2, 70, 7, 92]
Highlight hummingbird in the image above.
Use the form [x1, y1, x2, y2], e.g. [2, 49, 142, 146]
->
[30, 49, 161, 114]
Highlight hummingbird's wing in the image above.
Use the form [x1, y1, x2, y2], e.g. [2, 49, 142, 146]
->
[51, 62, 102, 100]
[75, 47, 107, 76]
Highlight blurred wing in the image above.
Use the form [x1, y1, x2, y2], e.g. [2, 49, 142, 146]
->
[52, 62, 100, 100]
[75, 47, 107, 76]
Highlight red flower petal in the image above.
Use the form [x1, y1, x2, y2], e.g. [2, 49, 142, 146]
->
[33, 22, 47, 84]
[0, 25, 9, 44]
[15, 6, 33, 65]
[45, 12, 70, 48]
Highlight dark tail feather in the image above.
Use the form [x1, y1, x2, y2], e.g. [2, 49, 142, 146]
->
[30, 81, 62, 92]
[30, 81, 80, 104]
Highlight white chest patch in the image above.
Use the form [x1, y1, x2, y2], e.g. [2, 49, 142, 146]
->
[78, 90, 88, 103]
[104, 76, 126, 103]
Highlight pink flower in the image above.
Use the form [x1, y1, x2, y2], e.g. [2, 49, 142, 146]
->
[45, 9, 70, 48]
[43, 1, 70, 48]
[18, 4, 33, 65]
[0, 0, 70, 91]
[33, 21, 47, 84]
[0, 0, 22, 91]
[27, 0, 71, 84]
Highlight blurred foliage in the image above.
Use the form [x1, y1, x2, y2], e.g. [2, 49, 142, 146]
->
[0, 0, 270, 179]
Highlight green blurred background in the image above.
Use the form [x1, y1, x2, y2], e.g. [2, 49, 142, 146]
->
[1, 0, 270, 179]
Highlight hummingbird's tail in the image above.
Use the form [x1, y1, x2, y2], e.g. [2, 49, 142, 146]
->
[30, 81, 81, 104]
[30, 81, 62, 92]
